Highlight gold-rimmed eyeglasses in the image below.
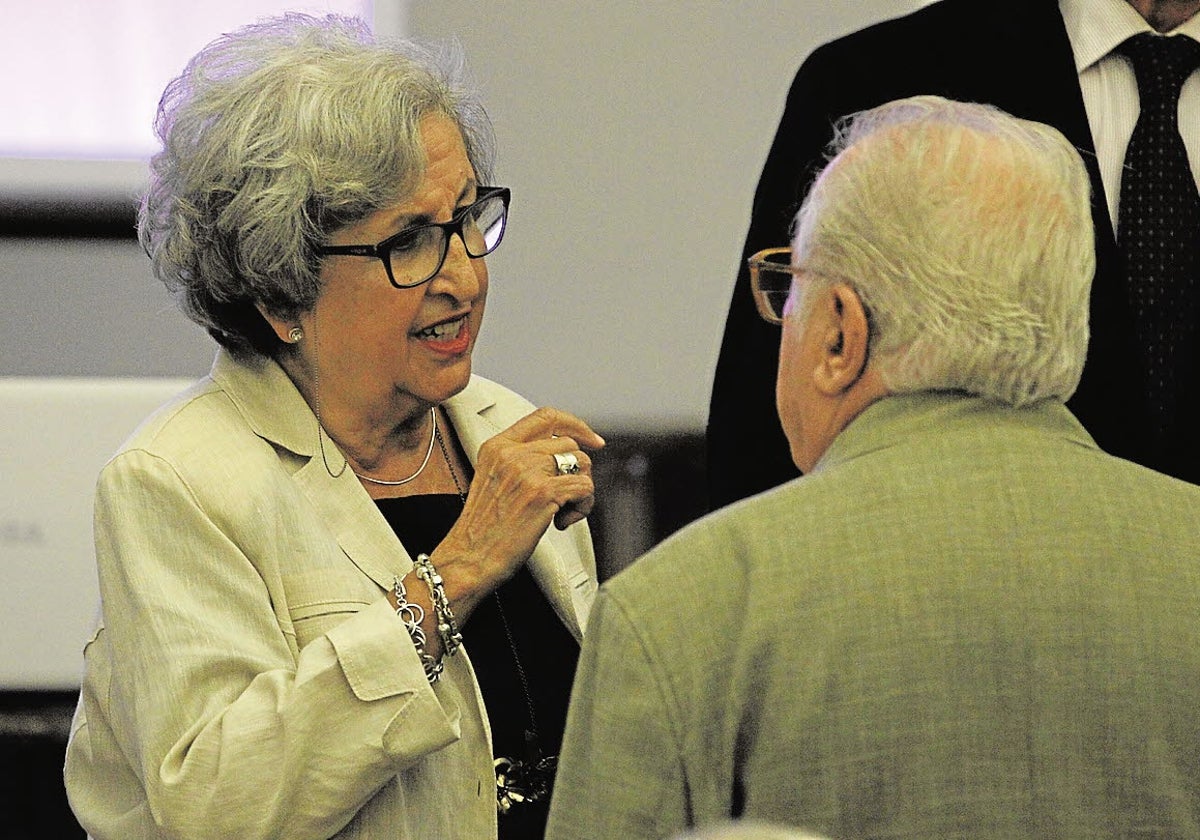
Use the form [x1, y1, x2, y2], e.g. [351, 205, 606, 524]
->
[747, 247, 803, 325]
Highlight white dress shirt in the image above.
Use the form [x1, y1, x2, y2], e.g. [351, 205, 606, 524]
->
[1059, 0, 1200, 231]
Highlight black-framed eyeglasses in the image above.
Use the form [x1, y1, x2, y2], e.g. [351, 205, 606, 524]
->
[316, 186, 510, 289]
[748, 247, 804, 325]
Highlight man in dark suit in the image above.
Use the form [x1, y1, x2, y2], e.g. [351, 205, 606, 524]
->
[708, 0, 1200, 508]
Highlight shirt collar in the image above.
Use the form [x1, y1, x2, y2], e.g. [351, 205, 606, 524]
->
[1177, 10, 1200, 41]
[1060, 0, 1200, 74]
[1058, 0, 1166, 72]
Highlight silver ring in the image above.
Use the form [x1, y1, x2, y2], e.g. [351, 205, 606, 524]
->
[553, 452, 581, 476]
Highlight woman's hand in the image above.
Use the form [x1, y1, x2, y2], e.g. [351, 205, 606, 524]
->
[430, 407, 604, 621]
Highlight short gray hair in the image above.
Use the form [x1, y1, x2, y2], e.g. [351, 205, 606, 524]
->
[139, 13, 495, 355]
[791, 95, 1094, 406]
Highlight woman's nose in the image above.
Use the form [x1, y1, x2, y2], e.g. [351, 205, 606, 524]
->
[428, 232, 482, 301]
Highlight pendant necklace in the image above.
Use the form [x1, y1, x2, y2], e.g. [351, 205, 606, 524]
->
[435, 425, 557, 814]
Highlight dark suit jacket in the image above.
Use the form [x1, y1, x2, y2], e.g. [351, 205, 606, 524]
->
[707, 0, 1199, 509]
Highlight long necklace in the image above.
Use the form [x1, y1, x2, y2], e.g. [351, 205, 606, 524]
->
[435, 426, 557, 814]
[353, 408, 437, 487]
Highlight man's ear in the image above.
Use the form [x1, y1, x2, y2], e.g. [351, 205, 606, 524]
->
[814, 283, 871, 395]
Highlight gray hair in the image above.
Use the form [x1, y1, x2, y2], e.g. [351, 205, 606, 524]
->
[791, 95, 1094, 406]
[139, 13, 495, 355]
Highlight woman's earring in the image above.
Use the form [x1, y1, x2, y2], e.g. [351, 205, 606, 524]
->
[288, 327, 304, 343]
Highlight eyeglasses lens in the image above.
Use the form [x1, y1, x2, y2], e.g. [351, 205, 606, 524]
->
[758, 252, 794, 321]
[467, 194, 507, 255]
[386, 193, 508, 287]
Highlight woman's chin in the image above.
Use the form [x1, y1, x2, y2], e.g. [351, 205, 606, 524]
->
[409, 357, 474, 406]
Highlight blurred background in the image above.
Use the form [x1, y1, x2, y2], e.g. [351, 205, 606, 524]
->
[1, 1, 928, 834]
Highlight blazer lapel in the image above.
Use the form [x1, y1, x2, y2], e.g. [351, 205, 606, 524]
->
[930, 0, 1139, 445]
[992, 0, 1117, 247]
[990, 0, 1141, 443]
[444, 379, 591, 641]
[213, 350, 410, 590]
[292, 450, 413, 589]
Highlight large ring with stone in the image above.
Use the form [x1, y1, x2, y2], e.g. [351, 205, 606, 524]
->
[553, 452, 581, 476]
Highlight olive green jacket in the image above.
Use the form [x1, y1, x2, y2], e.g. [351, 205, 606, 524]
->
[548, 392, 1200, 840]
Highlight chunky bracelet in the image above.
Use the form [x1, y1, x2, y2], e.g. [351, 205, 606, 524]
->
[414, 553, 463, 658]
[393, 575, 444, 683]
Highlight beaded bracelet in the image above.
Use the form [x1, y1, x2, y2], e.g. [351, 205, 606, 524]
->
[393, 574, 444, 683]
[414, 553, 463, 658]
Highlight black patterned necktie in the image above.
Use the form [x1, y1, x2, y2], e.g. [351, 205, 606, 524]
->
[1116, 33, 1200, 447]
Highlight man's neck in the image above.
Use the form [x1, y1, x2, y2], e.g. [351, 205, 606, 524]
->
[1126, 0, 1200, 32]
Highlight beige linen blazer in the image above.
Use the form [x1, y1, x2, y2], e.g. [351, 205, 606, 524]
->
[65, 349, 596, 840]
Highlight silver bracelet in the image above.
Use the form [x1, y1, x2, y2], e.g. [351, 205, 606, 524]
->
[393, 575, 444, 683]
[414, 553, 463, 658]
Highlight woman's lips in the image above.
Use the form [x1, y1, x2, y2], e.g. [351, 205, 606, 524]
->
[414, 315, 471, 355]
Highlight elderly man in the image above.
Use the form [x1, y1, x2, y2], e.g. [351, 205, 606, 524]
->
[546, 97, 1200, 840]
[708, 0, 1200, 507]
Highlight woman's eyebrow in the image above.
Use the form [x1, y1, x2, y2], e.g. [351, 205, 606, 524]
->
[383, 179, 480, 231]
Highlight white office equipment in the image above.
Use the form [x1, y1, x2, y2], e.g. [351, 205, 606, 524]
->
[0, 376, 194, 689]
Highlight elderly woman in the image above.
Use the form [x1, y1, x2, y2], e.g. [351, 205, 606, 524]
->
[64, 14, 602, 840]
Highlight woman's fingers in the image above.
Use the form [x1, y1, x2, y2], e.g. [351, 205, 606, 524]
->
[485, 445, 594, 521]
[554, 491, 595, 530]
[489, 432, 595, 518]
[437, 407, 602, 600]
[534, 445, 595, 529]
[499, 407, 606, 451]
[542, 443, 592, 477]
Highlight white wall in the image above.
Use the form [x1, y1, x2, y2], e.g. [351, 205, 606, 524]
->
[405, 1, 929, 431]
[2, 2, 930, 431]
[0, 238, 212, 377]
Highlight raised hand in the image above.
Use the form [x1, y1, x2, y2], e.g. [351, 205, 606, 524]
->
[430, 407, 604, 621]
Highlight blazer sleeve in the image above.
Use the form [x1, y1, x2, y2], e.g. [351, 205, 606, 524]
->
[77, 446, 462, 840]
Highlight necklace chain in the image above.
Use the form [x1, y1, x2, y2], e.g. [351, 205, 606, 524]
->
[435, 426, 550, 811]
[353, 408, 437, 487]
[492, 587, 540, 742]
[436, 422, 466, 499]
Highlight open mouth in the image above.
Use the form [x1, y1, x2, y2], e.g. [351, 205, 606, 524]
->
[413, 314, 472, 355]
[414, 316, 465, 341]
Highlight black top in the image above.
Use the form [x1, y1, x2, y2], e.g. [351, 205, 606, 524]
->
[374, 494, 580, 840]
